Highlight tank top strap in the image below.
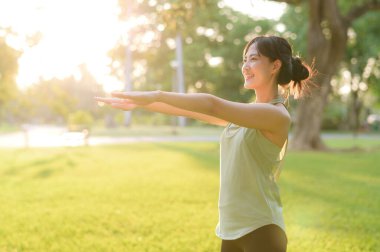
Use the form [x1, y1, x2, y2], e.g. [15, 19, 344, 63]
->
[269, 96, 285, 105]
[269, 96, 289, 110]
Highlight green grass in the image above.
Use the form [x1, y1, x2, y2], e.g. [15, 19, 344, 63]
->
[324, 137, 380, 149]
[0, 124, 20, 135]
[90, 125, 224, 137]
[0, 142, 379, 252]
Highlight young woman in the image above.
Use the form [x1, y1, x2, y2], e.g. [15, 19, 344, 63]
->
[95, 35, 313, 252]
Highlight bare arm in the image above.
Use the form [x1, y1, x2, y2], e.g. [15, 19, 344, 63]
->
[94, 95, 227, 126]
[107, 90, 290, 132]
[142, 102, 228, 127]
[211, 96, 291, 132]
[154, 91, 290, 132]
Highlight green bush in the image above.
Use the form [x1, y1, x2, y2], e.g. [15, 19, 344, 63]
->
[322, 100, 346, 130]
[67, 110, 94, 131]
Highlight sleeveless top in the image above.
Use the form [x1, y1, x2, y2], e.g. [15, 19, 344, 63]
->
[215, 97, 289, 240]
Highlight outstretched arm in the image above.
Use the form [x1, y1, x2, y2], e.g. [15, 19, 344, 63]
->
[97, 90, 290, 132]
[142, 102, 228, 126]
[94, 94, 228, 126]
[153, 91, 290, 132]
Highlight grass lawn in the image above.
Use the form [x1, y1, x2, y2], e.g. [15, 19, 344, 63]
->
[0, 142, 379, 252]
[0, 124, 20, 135]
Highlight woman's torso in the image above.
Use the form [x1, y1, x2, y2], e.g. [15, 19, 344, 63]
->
[215, 97, 289, 240]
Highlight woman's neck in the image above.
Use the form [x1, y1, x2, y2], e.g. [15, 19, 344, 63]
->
[253, 82, 279, 103]
[254, 93, 279, 103]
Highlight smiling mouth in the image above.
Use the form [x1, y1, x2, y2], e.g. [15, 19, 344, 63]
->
[244, 75, 255, 80]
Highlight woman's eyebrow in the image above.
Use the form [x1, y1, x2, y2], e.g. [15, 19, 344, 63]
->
[243, 53, 259, 59]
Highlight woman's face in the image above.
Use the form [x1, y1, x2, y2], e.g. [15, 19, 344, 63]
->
[242, 43, 278, 90]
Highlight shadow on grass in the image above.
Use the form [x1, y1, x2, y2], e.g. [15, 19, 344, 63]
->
[2, 151, 76, 179]
[282, 178, 379, 235]
[281, 151, 380, 233]
[152, 142, 220, 172]
[329, 145, 380, 153]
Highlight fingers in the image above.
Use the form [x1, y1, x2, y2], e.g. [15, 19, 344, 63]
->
[110, 102, 137, 110]
[94, 97, 115, 104]
[94, 97, 133, 104]
[111, 91, 131, 98]
[94, 97, 138, 112]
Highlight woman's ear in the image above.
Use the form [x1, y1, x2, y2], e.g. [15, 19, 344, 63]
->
[272, 59, 282, 74]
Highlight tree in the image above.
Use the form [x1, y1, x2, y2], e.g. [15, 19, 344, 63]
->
[0, 36, 20, 121]
[271, 0, 380, 150]
[111, 0, 277, 102]
[13, 65, 105, 125]
[340, 11, 380, 134]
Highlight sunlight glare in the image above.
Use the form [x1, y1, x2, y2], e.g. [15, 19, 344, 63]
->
[0, 0, 124, 91]
[0, 0, 287, 92]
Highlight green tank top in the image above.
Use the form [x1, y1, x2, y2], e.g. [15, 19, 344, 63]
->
[215, 97, 289, 240]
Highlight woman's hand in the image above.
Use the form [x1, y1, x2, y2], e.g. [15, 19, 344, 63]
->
[93, 97, 138, 110]
[111, 90, 159, 106]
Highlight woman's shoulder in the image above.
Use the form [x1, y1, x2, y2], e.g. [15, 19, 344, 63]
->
[275, 103, 291, 121]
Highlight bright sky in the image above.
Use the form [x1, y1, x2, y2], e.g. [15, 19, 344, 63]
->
[0, 0, 286, 92]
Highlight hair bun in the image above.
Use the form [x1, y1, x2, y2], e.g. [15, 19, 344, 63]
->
[291, 56, 309, 82]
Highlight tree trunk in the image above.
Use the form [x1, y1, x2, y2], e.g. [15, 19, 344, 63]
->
[271, 0, 380, 150]
[348, 90, 363, 136]
[291, 78, 332, 150]
[290, 0, 348, 150]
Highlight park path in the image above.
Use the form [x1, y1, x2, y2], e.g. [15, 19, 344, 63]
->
[0, 125, 219, 148]
[0, 125, 379, 148]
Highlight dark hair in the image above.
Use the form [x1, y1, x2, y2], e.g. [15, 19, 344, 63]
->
[243, 35, 316, 99]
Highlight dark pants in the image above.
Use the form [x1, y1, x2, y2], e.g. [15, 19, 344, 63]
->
[220, 224, 288, 252]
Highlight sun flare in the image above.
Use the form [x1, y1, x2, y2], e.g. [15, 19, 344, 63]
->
[0, 0, 126, 92]
[0, 0, 285, 93]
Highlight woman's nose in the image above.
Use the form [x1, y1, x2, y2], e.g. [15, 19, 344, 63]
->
[241, 62, 249, 72]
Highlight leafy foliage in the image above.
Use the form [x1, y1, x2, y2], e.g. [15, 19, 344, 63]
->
[0, 37, 19, 108]
[110, 1, 277, 102]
